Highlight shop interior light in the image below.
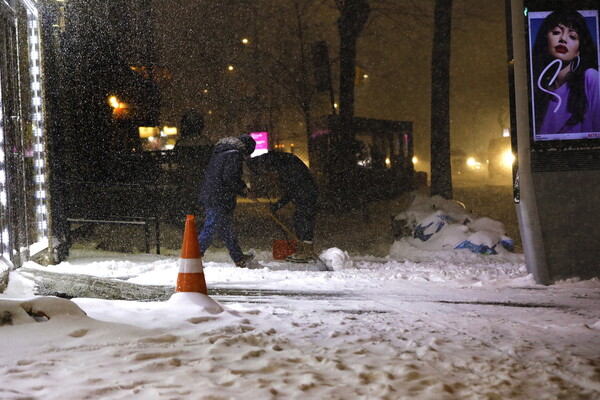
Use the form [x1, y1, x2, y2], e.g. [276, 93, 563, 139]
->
[138, 126, 157, 138]
[162, 126, 178, 136]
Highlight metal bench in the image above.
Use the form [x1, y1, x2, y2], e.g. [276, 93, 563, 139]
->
[65, 180, 162, 255]
[66, 216, 160, 254]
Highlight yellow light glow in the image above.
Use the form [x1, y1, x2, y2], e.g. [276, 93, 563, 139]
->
[501, 150, 515, 168]
[228, 65, 234, 71]
[108, 96, 120, 108]
[412, 156, 418, 164]
[385, 158, 391, 166]
[242, 38, 249, 44]
[139, 126, 158, 138]
[466, 157, 477, 167]
[163, 126, 178, 136]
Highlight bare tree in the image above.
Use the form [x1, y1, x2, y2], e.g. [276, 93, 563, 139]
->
[229, 0, 335, 148]
[327, 0, 371, 209]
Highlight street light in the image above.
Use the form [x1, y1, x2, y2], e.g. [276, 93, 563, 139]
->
[108, 95, 128, 119]
[108, 95, 121, 109]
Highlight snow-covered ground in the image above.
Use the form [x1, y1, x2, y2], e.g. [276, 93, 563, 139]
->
[1, 193, 599, 399]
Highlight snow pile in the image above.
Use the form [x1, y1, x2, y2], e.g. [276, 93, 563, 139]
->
[0, 297, 87, 325]
[167, 292, 224, 315]
[319, 247, 353, 271]
[393, 192, 514, 255]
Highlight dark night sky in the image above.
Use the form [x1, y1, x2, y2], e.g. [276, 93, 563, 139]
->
[153, 0, 510, 161]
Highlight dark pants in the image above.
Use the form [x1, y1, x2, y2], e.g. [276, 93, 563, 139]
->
[293, 196, 317, 242]
[198, 206, 243, 262]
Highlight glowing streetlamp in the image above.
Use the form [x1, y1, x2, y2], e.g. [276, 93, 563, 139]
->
[108, 95, 128, 118]
[108, 95, 121, 109]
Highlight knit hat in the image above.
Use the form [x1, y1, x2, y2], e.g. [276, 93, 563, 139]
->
[237, 134, 256, 155]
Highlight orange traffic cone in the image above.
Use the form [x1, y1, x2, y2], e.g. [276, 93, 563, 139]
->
[176, 215, 208, 294]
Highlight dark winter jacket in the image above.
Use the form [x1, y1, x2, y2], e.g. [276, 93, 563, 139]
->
[199, 137, 249, 210]
[248, 151, 318, 209]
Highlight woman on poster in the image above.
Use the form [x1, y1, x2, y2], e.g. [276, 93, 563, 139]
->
[532, 9, 600, 135]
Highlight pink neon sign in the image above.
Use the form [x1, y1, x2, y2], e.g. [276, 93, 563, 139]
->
[249, 131, 268, 157]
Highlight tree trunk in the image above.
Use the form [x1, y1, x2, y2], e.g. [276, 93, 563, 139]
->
[430, 0, 453, 199]
[329, 0, 370, 210]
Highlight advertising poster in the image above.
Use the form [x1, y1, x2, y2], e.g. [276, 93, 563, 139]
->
[249, 131, 269, 157]
[527, 8, 600, 141]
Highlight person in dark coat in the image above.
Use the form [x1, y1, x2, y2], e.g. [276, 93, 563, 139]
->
[247, 151, 318, 262]
[198, 134, 256, 267]
[172, 110, 213, 219]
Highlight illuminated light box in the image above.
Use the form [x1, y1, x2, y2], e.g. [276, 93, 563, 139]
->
[139, 126, 158, 138]
[249, 131, 268, 157]
[527, 9, 600, 142]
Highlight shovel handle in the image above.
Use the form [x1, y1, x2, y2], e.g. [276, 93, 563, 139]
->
[252, 197, 301, 242]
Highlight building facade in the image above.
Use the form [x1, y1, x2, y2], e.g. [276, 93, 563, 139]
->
[0, 0, 51, 290]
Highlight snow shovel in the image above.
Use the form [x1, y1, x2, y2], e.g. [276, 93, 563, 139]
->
[250, 196, 330, 270]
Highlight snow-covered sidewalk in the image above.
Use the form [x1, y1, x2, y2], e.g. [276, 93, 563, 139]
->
[1, 245, 599, 400]
[1, 193, 599, 399]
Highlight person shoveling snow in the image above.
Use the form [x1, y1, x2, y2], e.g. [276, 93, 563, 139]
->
[246, 151, 319, 264]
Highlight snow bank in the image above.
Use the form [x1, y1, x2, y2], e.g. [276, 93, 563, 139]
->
[393, 192, 514, 255]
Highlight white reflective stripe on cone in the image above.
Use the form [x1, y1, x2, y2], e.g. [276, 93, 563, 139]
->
[179, 258, 204, 273]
